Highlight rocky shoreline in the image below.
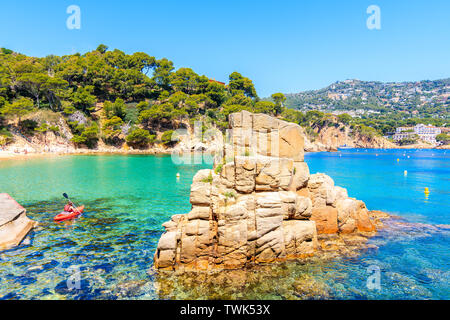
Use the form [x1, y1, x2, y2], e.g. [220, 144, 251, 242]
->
[1, 115, 446, 160]
[152, 214, 448, 299]
[1, 139, 445, 161]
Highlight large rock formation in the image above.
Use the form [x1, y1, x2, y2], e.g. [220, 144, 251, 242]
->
[0, 193, 38, 250]
[154, 111, 379, 271]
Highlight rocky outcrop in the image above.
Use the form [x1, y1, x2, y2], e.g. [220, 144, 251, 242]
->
[0, 193, 38, 250]
[302, 125, 397, 152]
[153, 111, 382, 271]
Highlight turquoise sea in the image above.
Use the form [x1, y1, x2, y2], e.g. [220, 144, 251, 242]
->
[0, 149, 448, 300]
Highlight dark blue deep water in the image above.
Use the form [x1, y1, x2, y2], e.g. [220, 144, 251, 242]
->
[0, 149, 448, 299]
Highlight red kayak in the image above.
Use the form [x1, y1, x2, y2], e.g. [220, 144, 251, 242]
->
[54, 206, 85, 222]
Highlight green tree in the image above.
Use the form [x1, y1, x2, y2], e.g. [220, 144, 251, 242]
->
[170, 68, 201, 94]
[129, 52, 156, 75]
[17, 73, 51, 108]
[71, 86, 97, 113]
[71, 123, 99, 148]
[1, 48, 13, 55]
[271, 93, 286, 115]
[281, 108, 304, 124]
[222, 104, 252, 118]
[152, 58, 174, 91]
[42, 55, 62, 76]
[205, 81, 227, 106]
[436, 133, 450, 145]
[337, 113, 352, 125]
[223, 92, 253, 108]
[96, 44, 109, 54]
[104, 98, 126, 120]
[126, 128, 155, 148]
[253, 101, 275, 114]
[1, 97, 35, 122]
[102, 116, 124, 144]
[228, 72, 257, 98]
[43, 77, 69, 111]
[161, 129, 177, 146]
[136, 101, 150, 113]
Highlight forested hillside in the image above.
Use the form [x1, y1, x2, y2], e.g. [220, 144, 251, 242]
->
[2, 46, 446, 151]
[281, 79, 450, 139]
[286, 78, 449, 118]
[0, 45, 287, 149]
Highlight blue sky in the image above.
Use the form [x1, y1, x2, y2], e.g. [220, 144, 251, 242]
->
[0, 0, 449, 97]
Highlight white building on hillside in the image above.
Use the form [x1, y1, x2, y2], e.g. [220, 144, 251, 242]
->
[393, 124, 441, 144]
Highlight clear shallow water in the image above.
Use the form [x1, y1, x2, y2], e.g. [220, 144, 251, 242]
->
[0, 149, 448, 300]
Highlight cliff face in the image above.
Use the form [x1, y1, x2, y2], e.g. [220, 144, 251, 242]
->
[153, 111, 381, 271]
[303, 125, 396, 152]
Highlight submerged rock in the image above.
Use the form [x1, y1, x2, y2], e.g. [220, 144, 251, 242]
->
[115, 280, 147, 297]
[153, 111, 387, 271]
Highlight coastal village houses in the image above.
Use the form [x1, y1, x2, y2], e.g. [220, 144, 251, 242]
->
[393, 124, 442, 144]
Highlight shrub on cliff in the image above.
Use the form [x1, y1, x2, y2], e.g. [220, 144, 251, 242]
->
[126, 128, 155, 148]
[161, 129, 180, 146]
[398, 134, 419, 146]
[355, 124, 379, 139]
[0, 128, 13, 146]
[104, 99, 126, 120]
[281, 108, 304, 124]
[19, 119, 38, 135]
[102, 116, 124, 145]
[71, 123, 99, 148]
[35, 123, 50, 133]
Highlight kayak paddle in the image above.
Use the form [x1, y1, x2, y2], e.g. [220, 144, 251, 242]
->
[62, 193, 82, 214]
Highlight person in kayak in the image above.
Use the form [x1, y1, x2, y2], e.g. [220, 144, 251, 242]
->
[64, 201, 75, 213]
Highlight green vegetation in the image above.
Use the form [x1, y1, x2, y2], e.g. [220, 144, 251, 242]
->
[35, 123, 50, 133]
[436, 133, 450, 145]
[280, 79, 449, 138]
[126, 127, 155, 148]
[201, 172, 213, 184]
[70, 123, 99, 148]
[1, 46, 446, 150]
[1, 97, 35, 121]
[223, 191, 237, 199]
[0, 45, 284, 149]
[398, 134, 419, 146]
[280, 106, 449, 141]
[0, 128, 13, 146]
[285, 79, 449, 119]
[214, 164, 223, 175]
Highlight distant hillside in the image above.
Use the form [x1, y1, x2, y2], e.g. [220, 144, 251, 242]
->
[285, 79, 450, 119]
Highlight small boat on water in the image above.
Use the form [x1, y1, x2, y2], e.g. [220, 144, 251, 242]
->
[338, 144, 352, 150]
[54, 205, 85, 222]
